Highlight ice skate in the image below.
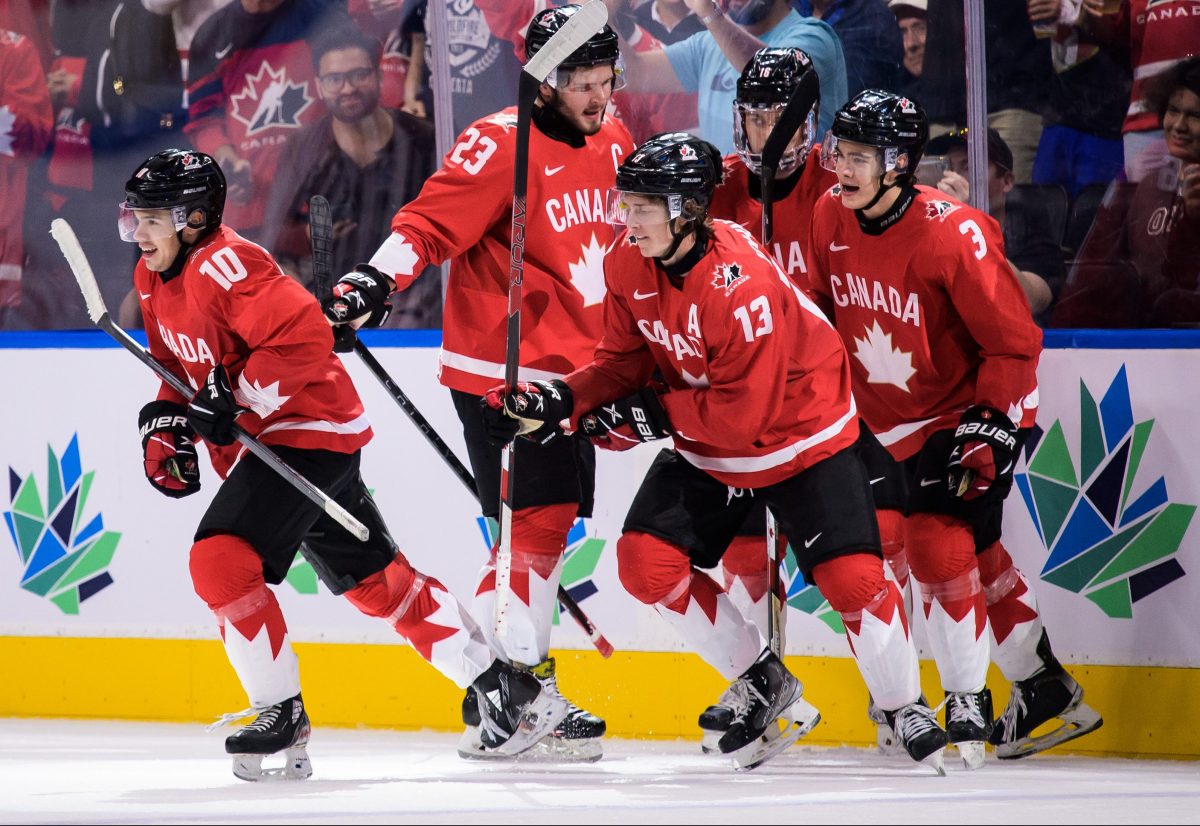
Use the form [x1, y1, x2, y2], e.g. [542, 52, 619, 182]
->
[867, 694, 908, 757]
[458, 658, 603, 762]
[460, 660, 569, 758]
[714, 650, 821, 772]
[943, 688, 992, 770]
[698, 700, 733, 755]
[212, 694, 312, 782]
[990, 662, 1103, 759]
[885, 700, 948, 776]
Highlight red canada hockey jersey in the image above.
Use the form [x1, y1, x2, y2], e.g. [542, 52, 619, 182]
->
[567, 220, 859, 489]
[185, 1, 346, 231]
[807, 185, 1042, 461]
[371, 107, 634, 395]
[708, 147, 838, 288]
[137, 226, 372, 478]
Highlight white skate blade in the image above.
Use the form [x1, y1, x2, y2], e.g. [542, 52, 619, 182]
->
[700, 730, 721, 755]
[491, 693, 570, 757]
[955, 740, 986, 770]
[458, 727, 603, 763]
[996, 701, 1103, 760]
[231, 746, 312, 782]
[729, 698, 822, 772]
[924, 747, 947, 777]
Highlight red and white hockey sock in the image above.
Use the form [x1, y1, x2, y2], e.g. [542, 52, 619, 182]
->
[978, 540, 1045, 682]
[472, 503, 574, 666]
[718, 535, 772, 632]
[908, 514, 990, 693]
[190, 535, 299, 708]
[618, 531, 764, 680]
[877, 509, 914, 618]
[344, 555, 493, 689]
[813, 553, 920, 711]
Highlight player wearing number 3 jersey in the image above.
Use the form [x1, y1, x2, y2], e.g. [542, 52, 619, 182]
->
[808, 90, 1101, 767]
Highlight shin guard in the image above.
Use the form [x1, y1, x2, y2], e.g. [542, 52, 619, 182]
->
[907, 514, 990, 693]
[814, 553, 921, 711]
[191, 535, 299, 708]
[473, 503, 575, 666]
[877, 509, 913, 618]
[978, 541, 1045, 682]
[344, 555, 493, 689]
[719, 536, 772, 631]
[619, 531, 764, 680]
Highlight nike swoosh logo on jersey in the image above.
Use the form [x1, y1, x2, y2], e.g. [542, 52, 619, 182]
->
[804, 532, 822, 548]
[869, 477, 885, 485]
[215, 43, 233, 59]
[544, 164, 565, 176]
[920, 477, 941, 487]
[829, 242, 851, 252]
[139, 292, 151, 300]
[633, 289, 658, 300]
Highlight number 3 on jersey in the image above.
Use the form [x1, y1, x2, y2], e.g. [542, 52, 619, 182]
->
[198, 247, 248, 290]
[734, 296, 774, 343]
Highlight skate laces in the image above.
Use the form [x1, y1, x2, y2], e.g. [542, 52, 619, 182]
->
[204, 703, 282, 734]
[894, 703, 938, 741]
[946, 692, 987, 730]
[996, 683, 1026, 742]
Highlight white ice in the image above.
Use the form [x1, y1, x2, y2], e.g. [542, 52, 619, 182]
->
[2, 719, 1198, 824]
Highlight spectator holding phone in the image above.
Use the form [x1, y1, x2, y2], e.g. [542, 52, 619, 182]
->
[922, 128, 1060, 318]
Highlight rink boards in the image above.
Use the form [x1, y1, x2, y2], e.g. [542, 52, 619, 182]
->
[1, 329, 1198, 759]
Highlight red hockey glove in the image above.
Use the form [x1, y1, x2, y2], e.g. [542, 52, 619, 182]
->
[947, 405, 1020, 501]
[187, 365, 247, 447]
[322, 264, 392, 331]
[480, 380, 574, 447]
[579, 387, 673, 452]
[138, 400, 201, 498]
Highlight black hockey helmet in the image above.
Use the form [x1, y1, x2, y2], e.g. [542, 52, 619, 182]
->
[611, 132, 724, 221]
[734, 47, 819, 175]
[123, 148, 226, 236]
[525, 4, 624, 89]
[824, 89, 929, 179]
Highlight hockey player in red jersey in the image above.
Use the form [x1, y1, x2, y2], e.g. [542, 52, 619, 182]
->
[322, 5, 635, 761]
[808, 90, 1103, 768]
[483, 132, 950, 773]
[124, 149, 567, 781]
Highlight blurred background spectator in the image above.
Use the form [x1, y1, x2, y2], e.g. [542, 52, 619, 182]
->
[349, 0, 430, 118]
[888, 0, 925, 98]
[262, 24, 441, 328]
[791, 0, 902, 98]
[1054, 57, 1200, 327]
[924, 127, 1061, 320]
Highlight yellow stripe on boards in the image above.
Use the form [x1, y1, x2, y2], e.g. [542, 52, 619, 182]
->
[2, 636, 1196, 760]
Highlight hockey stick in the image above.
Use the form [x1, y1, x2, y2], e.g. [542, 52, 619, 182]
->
[51, 218, 370, 542]
[496, 0, 609, 654]
[307, 198, 613, 657]
[757, 69, 819, 658]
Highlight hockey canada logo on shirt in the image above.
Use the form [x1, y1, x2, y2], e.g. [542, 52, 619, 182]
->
[230, 62, 313, 136]
[712, 262, 748, 295]
[924, 199, 959, 221]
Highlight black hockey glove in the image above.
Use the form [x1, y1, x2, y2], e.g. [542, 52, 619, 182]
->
[579, 387, 673, 452]
[480, 380, 574, 447]
[138, 400, 201, 498]
[187, 365, 247, 447]
[322, 264, 392, 330]
[947, 405, 1020, 502]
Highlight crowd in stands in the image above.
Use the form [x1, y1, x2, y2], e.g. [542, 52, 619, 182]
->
[0, 0, 1195, 330]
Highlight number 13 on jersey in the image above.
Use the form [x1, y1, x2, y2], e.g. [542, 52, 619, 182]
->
[734, 296, 774, 342]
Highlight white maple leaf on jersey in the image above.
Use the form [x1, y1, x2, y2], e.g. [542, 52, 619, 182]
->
[237, 375, 292, 417]
[0, 106, 16, 157]
[853, 320, 916, 392]
[482, 112, 518, 133]
[380, 233, 421, 276]
[569, 233, 607, 307]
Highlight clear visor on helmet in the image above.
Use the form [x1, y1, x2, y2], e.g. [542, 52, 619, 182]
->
[820, 133, 905, 177]
[732, 102, 815, 176]
[548, 58, 627, 93]
[605, 189, 682, 226]
[118, 203, 188, 242]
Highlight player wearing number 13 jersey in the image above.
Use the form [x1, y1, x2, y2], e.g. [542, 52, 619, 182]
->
[808, 91, 1100, 768]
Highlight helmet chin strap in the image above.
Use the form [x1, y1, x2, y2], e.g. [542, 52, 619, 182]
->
[861, 176, 896, 212]
[655, 219, 695, 265]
